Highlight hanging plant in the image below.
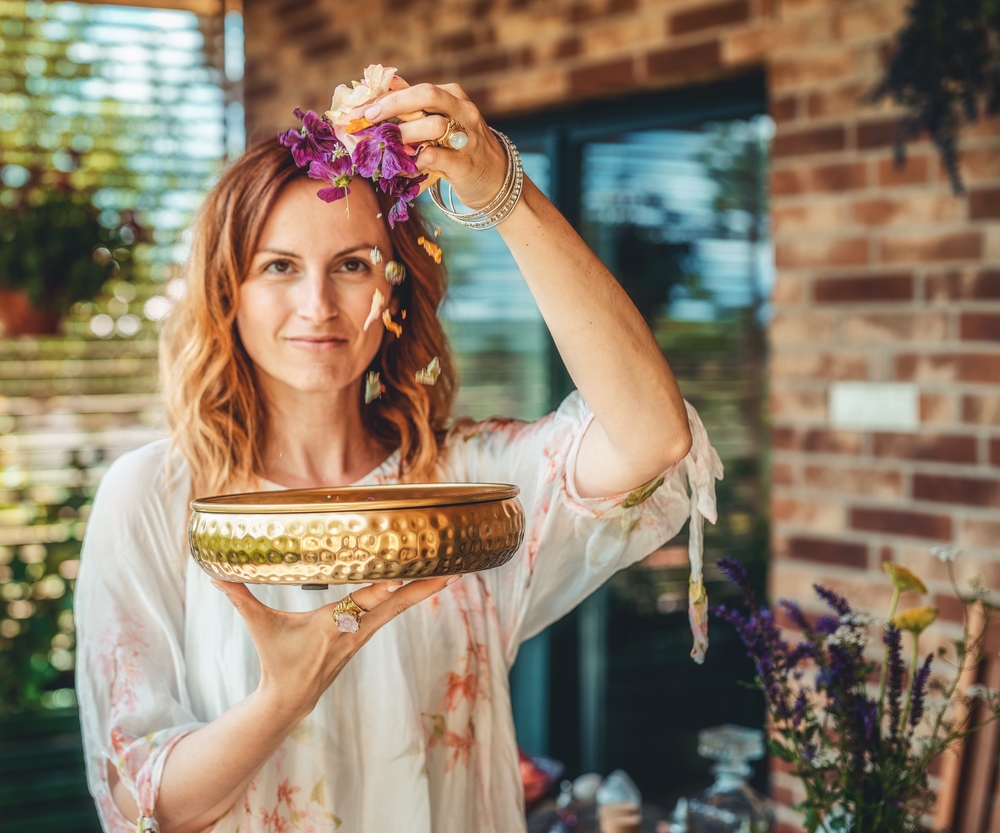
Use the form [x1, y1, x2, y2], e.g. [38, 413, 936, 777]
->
[870, 0, 1000, 193]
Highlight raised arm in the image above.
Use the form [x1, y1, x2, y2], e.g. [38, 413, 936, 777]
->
[356, 84, 692, 497]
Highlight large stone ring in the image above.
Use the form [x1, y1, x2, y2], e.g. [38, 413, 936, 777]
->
[331, 593, 369, 633]
[434, 118, 469, 150]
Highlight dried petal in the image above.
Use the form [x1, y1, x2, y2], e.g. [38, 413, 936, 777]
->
[883, 563, 928, 594]
[363, 288, 384, 332]
[376, 212, 383, 219]
[382, 309, 402, 338]
[416, 235, 443, 264]
[347, 117, 374, 134]
[385, 260, 406, 286]
[433, 225, 442, 238]
[893, 605, 938, 634]
[369, 246, 383, 265]
[364, 371, 382, 404]
[415, 357, 441, 385]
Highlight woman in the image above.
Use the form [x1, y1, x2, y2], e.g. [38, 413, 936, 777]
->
[75, 81, 721, 833]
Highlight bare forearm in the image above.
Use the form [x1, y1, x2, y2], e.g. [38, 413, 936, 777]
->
[497, 178, 691, 486]
[151, 689, 301, 833]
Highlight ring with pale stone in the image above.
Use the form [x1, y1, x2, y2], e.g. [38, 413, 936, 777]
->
[434, 118, 469, 150]
[331, 593, 369, 633]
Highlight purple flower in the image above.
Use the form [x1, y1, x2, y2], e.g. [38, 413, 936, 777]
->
[814, 583, 852, 618]
[717, 557, 758, 612]
[884, 624, 905, 738]
[779, 600, 810, 633]
[815, 615, 839, 636]
[308, 149, 354, 203]
[382, 173, 427, 228]
[792, 688, 809, 728]
[352, 123, 418, 180]
[279, 108, 340, 167]
[909, 653, 933, 726]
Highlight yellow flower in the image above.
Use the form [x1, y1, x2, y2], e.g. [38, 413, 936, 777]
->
[883, 563, 928, 594]
[893, 605, 939, 634]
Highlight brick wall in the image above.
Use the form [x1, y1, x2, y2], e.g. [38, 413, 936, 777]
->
[241, 0, 1000, 827]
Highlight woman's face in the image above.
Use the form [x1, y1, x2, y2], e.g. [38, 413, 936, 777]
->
[237, 178, 394, 397]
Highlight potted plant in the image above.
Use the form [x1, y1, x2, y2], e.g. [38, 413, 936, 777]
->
[0, 177, 133, 336]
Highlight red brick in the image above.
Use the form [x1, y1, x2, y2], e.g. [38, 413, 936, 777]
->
[458, 52, 510, 76]
[569, 57, 634, 95]
[772, 126, 846, 157]
[670, 0, 749, 34]
[787, 536, 867, 568]
[877, 155, 929, 187]
[850, 507, 953, 540]
[434, 29, 480, 52]
[969, 187, 1000, 220]
[913, 474, 1000, 507]
[813, 273, 911, 303]
[852, 193, 960, 227]
[926, 269, 1000, 301]
[991, 439, 1000, 466]
[964, 518, 1000, 546]
[770, 95, 797, 123]
[299, 32, 349, 59]
[646, 40, 721, 78]
[772, 427, 863, 454]
[933, 593, 966, 624]
[963, 395, 1000, 426]
[856, 118, 897, 149]
[771, 162, 867, 194]
[961, 313, 1000, 342]
[873, 433, 978, 464]
[773, 462, 795, 486]
[881, 232, 983, 264]
[896, 354, 1000, 384]
[775, 238, 868, 269]
[919, 393, 953, 423]
[554, 36, 580, 58]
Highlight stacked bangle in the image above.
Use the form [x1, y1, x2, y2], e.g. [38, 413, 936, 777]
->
[429, 128, 523, 230]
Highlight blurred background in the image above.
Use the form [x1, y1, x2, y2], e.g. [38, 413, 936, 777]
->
[1, 0, 998, 830]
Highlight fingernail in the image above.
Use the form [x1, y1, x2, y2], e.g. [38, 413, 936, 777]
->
[210, 580, 227, 593]
[386, 582, 403, 593]
[364, 103, 381, 120]
[446, 576, 461, 586]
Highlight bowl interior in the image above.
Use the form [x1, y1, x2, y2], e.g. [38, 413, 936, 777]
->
[190, 482, 519, 514]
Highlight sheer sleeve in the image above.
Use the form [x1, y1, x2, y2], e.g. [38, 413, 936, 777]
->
[75, 441, 205, 831]
[443, 391, 723, 666]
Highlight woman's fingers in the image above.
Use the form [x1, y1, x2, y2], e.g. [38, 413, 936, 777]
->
[212, 581, 276, 630]
[348, 581, 404, 612]
[354, 576, 459, 635]
[397, 114, 451, 147]
[353, 83, 475, 127]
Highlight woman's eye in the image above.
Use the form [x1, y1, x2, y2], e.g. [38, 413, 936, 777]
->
[264, 259, 293, 275]
[339, 259, 367, 274]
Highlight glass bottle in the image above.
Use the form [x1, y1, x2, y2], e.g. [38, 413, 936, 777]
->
[686, 724, 776, 833]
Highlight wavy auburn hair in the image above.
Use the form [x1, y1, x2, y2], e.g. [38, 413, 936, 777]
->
[160, 139, 457, 498]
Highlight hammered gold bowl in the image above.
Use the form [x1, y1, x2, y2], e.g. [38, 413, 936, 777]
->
[188, 483, 524, 587]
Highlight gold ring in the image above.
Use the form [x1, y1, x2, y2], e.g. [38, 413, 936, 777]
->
[332, 593, 368, 633]
[434, 118, 469, 150]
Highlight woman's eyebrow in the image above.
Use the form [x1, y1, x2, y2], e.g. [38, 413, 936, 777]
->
[256, 245, 377, 260]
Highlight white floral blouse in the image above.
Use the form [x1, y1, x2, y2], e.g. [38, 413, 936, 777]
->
[75, 392, 722, 833]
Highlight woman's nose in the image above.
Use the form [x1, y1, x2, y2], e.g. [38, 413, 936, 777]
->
[296, 270, 339, 323]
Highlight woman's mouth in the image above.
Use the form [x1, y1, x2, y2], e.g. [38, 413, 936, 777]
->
[286, 335, 349, 352]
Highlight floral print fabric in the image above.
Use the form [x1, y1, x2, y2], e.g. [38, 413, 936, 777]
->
[75, 392, 721, 833]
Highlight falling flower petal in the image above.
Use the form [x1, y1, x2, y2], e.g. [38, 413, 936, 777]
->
[433, 225, 442, 238]
[363, 288, 384, 332]
[415, 357, 441, 385]
[376, 212, 383, 219]
[364, 371, 383, 404]
[385, 260, 406, 286]
[369, 246, 383, 265]
[883, 563, 928, 595]
[347, 117, 374, 134]
[401, 310, 406, 319]
[382, 309, 402, 338]
[416, 235, 443, 264]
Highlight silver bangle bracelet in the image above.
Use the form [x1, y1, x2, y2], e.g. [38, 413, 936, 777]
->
[429, 129, 524, 230]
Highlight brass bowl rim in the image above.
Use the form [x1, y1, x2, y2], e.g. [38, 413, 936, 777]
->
[190, 482, 520, 515]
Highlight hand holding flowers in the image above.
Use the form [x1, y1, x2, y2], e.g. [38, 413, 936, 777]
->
[279, 64, 507, 226]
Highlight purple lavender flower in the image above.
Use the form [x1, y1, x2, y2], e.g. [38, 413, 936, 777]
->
[792, 689, 809, 728]
[279, 108, 340, 167]
[884, 624, 904, 738]
[779, 600, 810, 633]
[815, 615, 839, 635]
[353, 123, 418, 180]
[814, 583, 852, 618]
[717, 557, 758, 611]
[909, 653, 933, 726]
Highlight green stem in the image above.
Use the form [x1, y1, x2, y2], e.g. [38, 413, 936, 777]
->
[877, 587, 901, 715]
[900, 634, 920, 730]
